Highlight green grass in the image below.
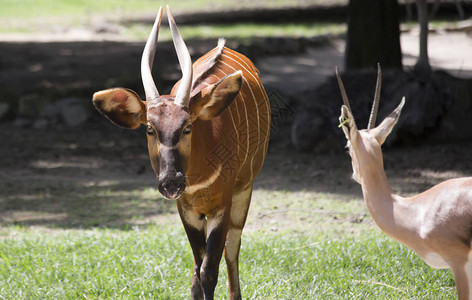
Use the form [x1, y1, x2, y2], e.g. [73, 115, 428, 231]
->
[0, 0, 347, 38]
[0, 0, 462, 38]
[401, 19, 464, 31]
[126, 22, 346, 41]
[0, 187, 457, 299]
[0, 177, 457, 299]
[0, 0, 346, 18]
[0, 137, 461, 299]
[0, 224, 455, 299]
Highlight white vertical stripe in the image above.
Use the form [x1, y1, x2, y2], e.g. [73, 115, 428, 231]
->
[227, 105, 241, 159]
[222, 52, 271, 160]
[219, 59, 252, 176]
[220, 53, 270, 188]
[224, 51, 271, 150]
[209, 66, 242, 172]
[189, 47, 270, 191]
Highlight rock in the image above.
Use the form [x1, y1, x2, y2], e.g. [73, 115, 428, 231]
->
[433, 71, 472, 140]
[36, 97, 93, 127]
[58, 97, 92, 127]
[39, 103, 61, 121]
[0, 102, 9, 120]
[13, 117, 33, 128]
[0, 86, 16, 116]
[33, 118, 49, 129]
[18, 94, 53, 118]
[291, 68, 451, 152]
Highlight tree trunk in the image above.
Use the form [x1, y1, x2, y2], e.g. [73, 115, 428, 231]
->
[345, 0, 402, 70]
[414, 0, 431, 73]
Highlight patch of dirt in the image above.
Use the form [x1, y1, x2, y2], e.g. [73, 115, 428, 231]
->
[1, 30, 472, 230]
[1, 114, 472, 229]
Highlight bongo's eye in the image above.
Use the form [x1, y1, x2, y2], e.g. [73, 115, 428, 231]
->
[146, 123, 154, 135]
[183, 124, 192, 135]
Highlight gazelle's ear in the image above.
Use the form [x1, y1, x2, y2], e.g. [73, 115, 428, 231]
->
[190, 71, 242, 120]
[92, 88, 146, 129]
[371, 97, 405, 145]
[339, 105, 358, 141]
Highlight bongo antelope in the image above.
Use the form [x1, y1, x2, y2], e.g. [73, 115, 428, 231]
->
[92, 6, 270, 300]
[338, 66, 472, 300]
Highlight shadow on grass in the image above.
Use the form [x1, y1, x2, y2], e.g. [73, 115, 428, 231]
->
[3, 118, 472, 230]
[1, 178, 175, 229]
[0, 117, 177, 230]
[1, 38, 471, 230]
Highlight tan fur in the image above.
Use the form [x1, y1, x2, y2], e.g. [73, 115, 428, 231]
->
[340, 95, 472, 299]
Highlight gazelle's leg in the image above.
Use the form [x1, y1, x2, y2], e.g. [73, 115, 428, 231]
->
[451, 262, 471, 300]
[225, 188, 253, 300]
[178, 201, 206, 300]
[464, 255, 472, 300]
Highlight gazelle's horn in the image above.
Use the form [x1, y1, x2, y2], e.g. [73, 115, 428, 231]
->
[167, 5, 193, 108]
[141, 6, 163, 108]
[336, 67, 352, 111]
[368, 64, 382, 129]
[335, 67, 355, 123]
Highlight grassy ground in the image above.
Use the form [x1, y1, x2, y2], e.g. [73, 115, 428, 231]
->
[1, 119, 468, 298]
[0, 167, 460, 299]
[126, 22, 346, 41]
[0, 222, 456, 299]
[0, 1, 466, 299]
[0, 0, 346, 18]
[0, 0, 348, 42]
[0, 0, 346, 33]
[1, 0, 460, 43]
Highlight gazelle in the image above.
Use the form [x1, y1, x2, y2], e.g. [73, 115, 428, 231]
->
[92, 6, 270, 300]
[337, 66, 472, 299]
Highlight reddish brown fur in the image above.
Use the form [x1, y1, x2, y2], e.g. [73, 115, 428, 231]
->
[176, 46, 270, 209]
[92, 41, 270, 300]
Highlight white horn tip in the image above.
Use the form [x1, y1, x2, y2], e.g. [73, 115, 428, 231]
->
[166, 5, 173, 17]
[399, 97, 406, 108]
[218, 38, 226, 48]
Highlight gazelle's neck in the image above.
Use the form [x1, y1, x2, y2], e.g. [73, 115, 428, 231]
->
[355, 149, 412, 242]
[358, 157, 395, 228]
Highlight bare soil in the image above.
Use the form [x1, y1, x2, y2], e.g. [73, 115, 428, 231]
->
[1, 115, 472, 229]
[1, 32, 472, 230]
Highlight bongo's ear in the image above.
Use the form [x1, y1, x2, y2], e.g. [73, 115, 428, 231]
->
[92, 88, 146, 129]
[190, 71, 242, 120]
